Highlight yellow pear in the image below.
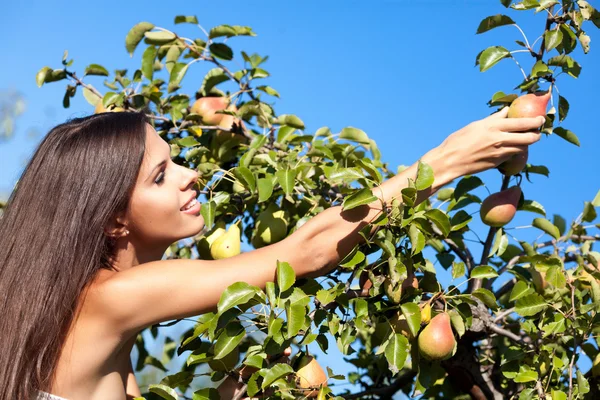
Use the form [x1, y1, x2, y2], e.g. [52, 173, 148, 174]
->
[94, 101, 125, 114]
[210, 222, 241, 259]
[420, 303, 432, 325]
[251, 203, 289, 248]
[592, 353, 600, 377]
[197, 220, 227, 259]
[295, 355, 328, 398]
[390, 312, 415, 339]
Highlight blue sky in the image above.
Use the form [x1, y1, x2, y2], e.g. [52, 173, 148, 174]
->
[1, 0, 600, 398]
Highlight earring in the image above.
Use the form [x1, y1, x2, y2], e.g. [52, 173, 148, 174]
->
[122, 230, 129, 237]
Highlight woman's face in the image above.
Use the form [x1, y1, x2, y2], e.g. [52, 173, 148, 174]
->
[126, 124, 205, 247]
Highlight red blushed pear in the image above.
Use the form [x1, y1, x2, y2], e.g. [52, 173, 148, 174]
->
[507, 90, 551, 118]
[498, 90, 550, 176]
[417, 312, 456, 361]
[480, 186, 522, 228]
[498, 147, 529, 176]
[190, 96, 230, 125]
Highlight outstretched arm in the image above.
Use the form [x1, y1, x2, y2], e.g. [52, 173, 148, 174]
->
[98, 109, 544, 337]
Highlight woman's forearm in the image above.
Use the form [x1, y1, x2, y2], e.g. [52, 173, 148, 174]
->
[293, 145, 459, 277]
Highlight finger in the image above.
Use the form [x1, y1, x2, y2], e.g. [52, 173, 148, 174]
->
[497, 116, 545, 132]
[502, 131, 542, 146]
[485, 107, 509, 120]
[503, 145, 528, 156]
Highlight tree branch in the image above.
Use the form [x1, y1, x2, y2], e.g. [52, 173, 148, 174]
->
[340, 370, 416, 399]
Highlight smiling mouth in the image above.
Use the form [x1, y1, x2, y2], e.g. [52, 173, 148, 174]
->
[181, 198, 199, 211]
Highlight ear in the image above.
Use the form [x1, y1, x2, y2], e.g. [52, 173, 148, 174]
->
[104, 212, 129, 238]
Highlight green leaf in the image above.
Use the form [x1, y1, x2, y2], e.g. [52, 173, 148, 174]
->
[340, 127, 370, 145]
[125, 22, 155, 56]
[384, 334, 409, 375]
[149, 384, 179, 400]
[472, 288, 498, 310]
[578, 370, 590, 394]
[437, 188, 454, 201]
[192, 388, 220, 400]
[175, 15, 198, 24]
[476, 14, 516, 34]
[217, 282, 260, 315]
[342, 188, 378, 211]
[209, 43, 233, 60]
[316, 289, 336, 306]
[82, 86, 100, 106]
[542, 318, 566, 337]
[515, 293, 547, 317]
[165, 45, 182, 74]
[532, 218, 561, 239]
[519, 200, 546, 216]
[553, 127, 580, 147]
[400, 303, 421, 338]
[558, 95, 569, 122]
[425, 209, 451, 237]
[592, 189, 600, 207]
[145, 31, 177, 45]
[261, 363, 294, 389]
[454, 176, 483, 199]
[415, 162, 434, 191]
[547, 55, 581, 78]
[409, 225, 426, 255]
[551, 390, 566, 400]
[257, 178, 274, 203]
[142, 46, 157, 80]
[500, 0, 512, 7]
[84, 64, 109, 77]
[233, 167, 256, 192]
[256, 85, 280, 98]
[169, 62, 190, 91]
[510, 281, 533, 302]
[276, 261, 295, 292]
[449, 309, 465, 337]
[209, 25, 237, 39]
[275, 169, 296, 196]
[489, 228, 508, 258]
[36, 66, 51, 87]
[276, 114, 305, 129]
[545, 29, 563, 52]
[514, 365, 538, 383]
[450, 210, 472, 231]
[200, 201, 216, 230]
[286, 300, 307, 338]
[471, 265, 499, 279]
[546, 265, 566, 288]
[214, 322, 245, 359]
[102, 92, 122, 108]
[200, 68, 229, 96]
[478, 46, 511, 72]
[452, 261, 466, 279]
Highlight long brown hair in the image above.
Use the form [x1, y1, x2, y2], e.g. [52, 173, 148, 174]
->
[0, 111, 149, 399]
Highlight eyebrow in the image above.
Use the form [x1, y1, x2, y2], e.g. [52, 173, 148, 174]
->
[146, 160, 167, 182]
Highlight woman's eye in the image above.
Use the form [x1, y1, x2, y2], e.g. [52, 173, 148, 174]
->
[155, 171, 166, 184]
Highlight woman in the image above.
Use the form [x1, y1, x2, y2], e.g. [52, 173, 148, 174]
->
[0, 108, 544, 400]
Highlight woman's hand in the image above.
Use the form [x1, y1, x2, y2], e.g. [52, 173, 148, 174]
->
[433, 107, 545, 178]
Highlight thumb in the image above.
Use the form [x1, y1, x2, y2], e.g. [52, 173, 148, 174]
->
[486, 106, 509, 120]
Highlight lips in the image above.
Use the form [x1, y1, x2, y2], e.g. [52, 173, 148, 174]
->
[181, 192, 198, 211]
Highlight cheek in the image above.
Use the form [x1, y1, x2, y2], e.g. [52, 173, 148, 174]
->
[130, 191, 180, 231]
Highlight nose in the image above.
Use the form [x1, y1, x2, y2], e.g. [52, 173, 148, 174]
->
[180, 165, 199, 191]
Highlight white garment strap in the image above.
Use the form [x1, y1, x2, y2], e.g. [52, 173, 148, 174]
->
[37, 391, 69, 400]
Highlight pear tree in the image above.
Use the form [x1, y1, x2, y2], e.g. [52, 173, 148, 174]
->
[36, 1, 600, 399]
